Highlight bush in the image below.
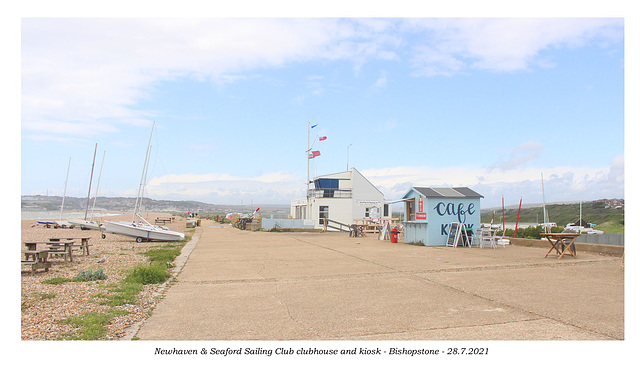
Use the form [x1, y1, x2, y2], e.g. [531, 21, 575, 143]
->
[73, 269, 108, 282]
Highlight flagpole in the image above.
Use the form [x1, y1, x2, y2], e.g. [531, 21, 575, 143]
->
[307, 122, 310, 220]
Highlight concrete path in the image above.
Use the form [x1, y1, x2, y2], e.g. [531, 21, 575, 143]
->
[135, 225, 624, 340]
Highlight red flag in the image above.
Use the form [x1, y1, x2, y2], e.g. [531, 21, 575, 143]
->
[319, 136, 327, 141]
[309, 150, 321, 158]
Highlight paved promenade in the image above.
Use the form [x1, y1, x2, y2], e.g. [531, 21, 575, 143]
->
[135, 225, 624, 341]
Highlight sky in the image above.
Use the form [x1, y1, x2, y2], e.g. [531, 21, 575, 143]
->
[17, 9, 630, 209]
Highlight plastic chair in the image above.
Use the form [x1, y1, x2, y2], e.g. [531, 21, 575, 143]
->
[470, 229, 482, 247]
[480, 228, 497, 249]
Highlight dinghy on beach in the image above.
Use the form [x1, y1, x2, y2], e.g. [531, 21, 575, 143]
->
[68, 146, 106, 231]
[102, 220, 184, 242]
[102, 122, 184, 243]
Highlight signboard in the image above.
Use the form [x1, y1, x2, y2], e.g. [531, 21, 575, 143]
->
[446, 222, 460, 247]
[357, 200, 381, 206]
[416, 212, 427, 220]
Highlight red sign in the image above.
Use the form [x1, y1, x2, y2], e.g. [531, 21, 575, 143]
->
[416, 212, 427, 220]
[418, 197, 424, 212]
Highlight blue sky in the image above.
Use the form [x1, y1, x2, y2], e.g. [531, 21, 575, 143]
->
[19, 15, 627, 208]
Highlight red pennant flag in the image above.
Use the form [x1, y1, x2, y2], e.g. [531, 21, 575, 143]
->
[309, 150, 321, 158]
[319, 136, 327, 141]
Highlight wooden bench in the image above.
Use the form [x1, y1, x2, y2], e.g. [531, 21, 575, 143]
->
[21, 250, 51, 273]
[25, 240, 75, 262]
[155, 218, 173, 225]
[49, 237, 91, 256]
[47, 243, 73, 262]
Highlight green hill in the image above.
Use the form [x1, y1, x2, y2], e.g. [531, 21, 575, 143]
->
[481, 200, 624, 233]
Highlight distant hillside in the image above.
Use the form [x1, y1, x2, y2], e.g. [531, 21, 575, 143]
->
[480, 200, 624, 233]
[21, 195, 291, 217]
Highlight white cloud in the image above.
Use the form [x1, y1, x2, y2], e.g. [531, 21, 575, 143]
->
[405, 18, 622, 76]
[373, 70, 388, 88]
[144, 171, 303, 203]
[105, 151, 624, 207]
[490, 141, 544, 171]
[22, 18, 622, 141]
[362, 155, 623, 208]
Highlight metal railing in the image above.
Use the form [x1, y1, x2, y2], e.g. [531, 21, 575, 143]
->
[308, 189, 352, 198]
[322, 219, 351, 232]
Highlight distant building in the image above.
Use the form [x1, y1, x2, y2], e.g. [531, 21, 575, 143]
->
[290, 168, 390, 230]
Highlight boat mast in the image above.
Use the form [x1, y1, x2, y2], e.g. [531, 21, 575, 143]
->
[580, 200, 583, 229]
[133, 122, 155, 223]
[60, 157, 71, 220]
[90, 150, 106, 221]
[541, 173, 548, 234]
[84, 143, 98, 220]
[139, 143, 152, 217]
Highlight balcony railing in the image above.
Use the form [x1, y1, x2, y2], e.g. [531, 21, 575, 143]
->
[308, 189, 352, 198]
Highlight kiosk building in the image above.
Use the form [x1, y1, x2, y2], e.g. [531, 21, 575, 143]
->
[402, 187, 483, 246]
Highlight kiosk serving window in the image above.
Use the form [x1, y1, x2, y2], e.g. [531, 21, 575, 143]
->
[406, 199, 415, 221]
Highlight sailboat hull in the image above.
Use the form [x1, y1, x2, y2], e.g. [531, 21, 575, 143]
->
[103, 221, 184, 242]
[68, 219, 102, 230]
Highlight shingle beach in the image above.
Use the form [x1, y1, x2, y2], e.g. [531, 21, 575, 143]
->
[20, 213, 189, 340]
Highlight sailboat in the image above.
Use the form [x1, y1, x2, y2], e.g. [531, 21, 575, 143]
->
[69, 144, 104, 230]
[41, 157, 75, 228]
[102, 123, 185, 243]
[564, 201, 603, 235]
[540, 173, 557, 233]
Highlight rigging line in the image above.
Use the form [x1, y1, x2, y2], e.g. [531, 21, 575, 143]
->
[148, 124, 168, 177]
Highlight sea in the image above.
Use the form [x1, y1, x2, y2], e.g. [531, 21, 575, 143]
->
[21, 211, 122, 221]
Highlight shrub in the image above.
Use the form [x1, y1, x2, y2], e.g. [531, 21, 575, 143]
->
[73, 269, 108, 282]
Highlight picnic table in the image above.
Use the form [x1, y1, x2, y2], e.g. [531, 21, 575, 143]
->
[49, 236, 91, 256]
[541, 233, 581, 259]
[21, 250, 51, 273]
[349, 224, 366, 238]
[24, 240, 75, 262]
[155, 217, 174, 225]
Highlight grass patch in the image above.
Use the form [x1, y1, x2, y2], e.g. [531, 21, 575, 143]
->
[143, 245, 182, 266]
[95, 243, 184, 307]
[42, 269, 108, 285]
[97, 282, 143, 306]
[125, 262, 171, 285]
[595, 220, 625, 234]
[40, 292, 57, 300]
[58, 309, 130, 340]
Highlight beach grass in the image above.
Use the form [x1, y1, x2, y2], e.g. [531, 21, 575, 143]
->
[58, 309, 130, 340]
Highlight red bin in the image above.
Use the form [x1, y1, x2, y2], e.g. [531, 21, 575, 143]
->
[390, 229, 399, 243]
